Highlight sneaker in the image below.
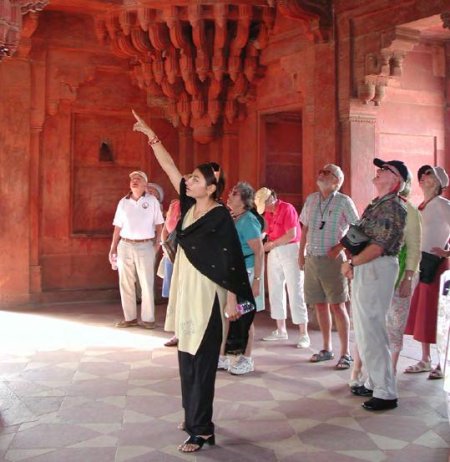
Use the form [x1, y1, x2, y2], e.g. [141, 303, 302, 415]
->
[229, 356, 254, 375]
[296, 334, 311, 349]
[262, 330, 288, 341]
[218, 355, 230, 370]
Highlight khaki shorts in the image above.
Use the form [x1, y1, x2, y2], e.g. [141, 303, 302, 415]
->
[304, 254, 349, 305]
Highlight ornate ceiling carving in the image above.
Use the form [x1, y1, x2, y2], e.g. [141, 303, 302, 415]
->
[0, 0, 47, 61]
[96, 2, 276, 143]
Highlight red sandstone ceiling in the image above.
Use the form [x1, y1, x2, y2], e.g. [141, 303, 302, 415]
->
[402, 14, 450, 41]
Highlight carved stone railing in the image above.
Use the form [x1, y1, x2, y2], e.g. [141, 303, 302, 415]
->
[95, 2, 276, 143]
[0, 0, 48, 61]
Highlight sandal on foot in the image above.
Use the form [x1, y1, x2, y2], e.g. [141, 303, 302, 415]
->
[310, 350, 334, 363]
[428, 366, 443, 380]
[178, 434, 215, 452]
[335, 354, 353, 370]
[404, 360, 431, 373]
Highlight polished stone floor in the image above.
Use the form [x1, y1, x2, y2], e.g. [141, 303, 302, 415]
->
[0, 301, 448, 462]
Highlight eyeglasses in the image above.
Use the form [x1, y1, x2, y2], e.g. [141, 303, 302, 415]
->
[318, 169, 338, 179]
[380, 165, 399, 176]
[230, 189, 240, 196]
[423, 170, 434, 177]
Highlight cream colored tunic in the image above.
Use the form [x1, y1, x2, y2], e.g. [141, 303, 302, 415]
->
[164, 206, 227, 355]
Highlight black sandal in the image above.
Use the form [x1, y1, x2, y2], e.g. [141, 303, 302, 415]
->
[310, 350, 334, 363]
[335, 354, 353, 370]
[178, 434, 215, 452]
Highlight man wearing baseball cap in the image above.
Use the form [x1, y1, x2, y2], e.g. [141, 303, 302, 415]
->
[109, 171, 164, 329]
[341, 157, 407, 411]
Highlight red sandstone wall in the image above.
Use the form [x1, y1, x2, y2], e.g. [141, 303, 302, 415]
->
[335, 0, 450, 212]
[237, 13, 337, 210]
[376, 45, 447, 206]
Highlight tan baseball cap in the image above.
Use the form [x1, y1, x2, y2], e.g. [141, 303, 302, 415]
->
[129, 171, 148, 183]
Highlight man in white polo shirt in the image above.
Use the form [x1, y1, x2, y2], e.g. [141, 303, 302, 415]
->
[109, 171, 164, 328]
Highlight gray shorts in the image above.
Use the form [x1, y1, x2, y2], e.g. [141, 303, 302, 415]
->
[304, 254, 349, 305]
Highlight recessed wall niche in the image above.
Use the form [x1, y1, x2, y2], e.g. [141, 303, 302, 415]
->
[71, 112, 141, 235]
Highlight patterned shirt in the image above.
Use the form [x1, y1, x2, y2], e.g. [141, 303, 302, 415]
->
[359, 193, 407, 256]
[300, 191, 358, 256]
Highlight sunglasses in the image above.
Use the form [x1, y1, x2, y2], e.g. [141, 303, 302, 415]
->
[380, 165, 399, 176]
[318, 169, 338, 179]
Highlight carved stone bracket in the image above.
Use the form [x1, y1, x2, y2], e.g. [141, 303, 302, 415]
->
[277, 0, 333, 43]
[96, 1, 276, 143]
[0, 0, 48, 61]
[96, 2, 276, 143]
[357, 26, 420, 106]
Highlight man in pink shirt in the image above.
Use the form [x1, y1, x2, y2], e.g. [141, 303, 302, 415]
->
[255, 188, 309, 348]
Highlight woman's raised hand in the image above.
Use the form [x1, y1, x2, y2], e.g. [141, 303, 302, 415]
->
[132, 109, 182, 193]
[132, 109, 155, 139]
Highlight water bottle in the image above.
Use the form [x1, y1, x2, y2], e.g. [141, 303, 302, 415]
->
[236, 300, 255, 315]
[111, 253, 118, 271]
[225, 300, 255, 318]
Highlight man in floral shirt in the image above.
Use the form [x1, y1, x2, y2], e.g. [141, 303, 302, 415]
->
[341, 158, 407, 411]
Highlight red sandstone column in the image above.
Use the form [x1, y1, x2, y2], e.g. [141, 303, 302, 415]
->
[29, 58, 46, 297]
[222, 122, 239, 193]
[445, 43, 450, 199]
[0, 59, 32, 306]
[340, 102, 377, 213]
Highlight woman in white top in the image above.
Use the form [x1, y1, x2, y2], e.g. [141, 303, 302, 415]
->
[405, 165, 450, 379]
